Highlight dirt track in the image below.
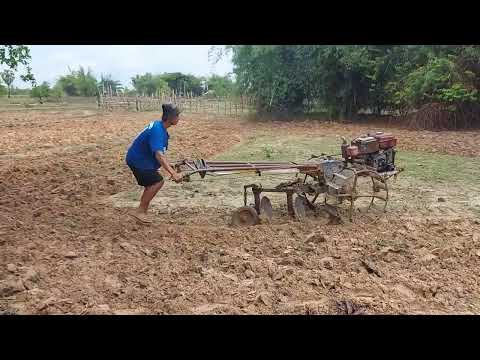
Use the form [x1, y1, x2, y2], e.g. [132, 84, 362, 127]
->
[1, 110, 479, 314]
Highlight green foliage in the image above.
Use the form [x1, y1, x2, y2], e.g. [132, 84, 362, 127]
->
[122, 86, 137, 96]
[223, 45, 480, 119]
[10, 87, 31, 96]
[0, 45, 35, 83]
[0, 83, 6, 96]
[262, 144, 274, 159]
[50, 84, 64, 100]
[30, 82, 51, 103]
[159, 72, 203, 96]
[227, 45, 322, 113]
[1, 69, 15, 98]
[437, 84, 478, 103]
[55, 66, 98, 96]
[392, 55, 479, 108]
[131, 73, 169, 96]
[206, 74, 236, 97]
[131, 72, 205, 96]
[1, 69, 15, 86]
[98, 74, 123, 93]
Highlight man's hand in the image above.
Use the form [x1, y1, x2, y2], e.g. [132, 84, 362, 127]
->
[155, 151, 183, 183]
[171, 172, 183, 183]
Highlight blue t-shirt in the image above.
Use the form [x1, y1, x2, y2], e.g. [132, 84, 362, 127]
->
[126, 120, 169, 170]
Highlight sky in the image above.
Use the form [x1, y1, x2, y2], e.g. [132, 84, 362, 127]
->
[8, 45, 234, 88]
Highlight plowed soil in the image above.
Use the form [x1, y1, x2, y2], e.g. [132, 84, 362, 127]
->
[1, 110, 479, 315]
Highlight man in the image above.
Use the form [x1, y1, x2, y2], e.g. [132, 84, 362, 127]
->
[126, 103, 183, 223]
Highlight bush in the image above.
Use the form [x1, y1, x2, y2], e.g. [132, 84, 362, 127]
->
[30, 82, 51, 103]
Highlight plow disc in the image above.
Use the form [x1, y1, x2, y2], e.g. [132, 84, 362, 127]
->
[259, 196, 273, 222]
[293, 195, 308, 221]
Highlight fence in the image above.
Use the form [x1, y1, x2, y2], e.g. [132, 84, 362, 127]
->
[98, 91, 255, 117]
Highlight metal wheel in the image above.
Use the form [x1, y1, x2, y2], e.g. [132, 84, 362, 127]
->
[231, 206, 260, 226]
[338, 169, 389, 222]
[352, 170, 388, 215]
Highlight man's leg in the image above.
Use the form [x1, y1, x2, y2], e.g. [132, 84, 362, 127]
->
[138, 180, 164, 213]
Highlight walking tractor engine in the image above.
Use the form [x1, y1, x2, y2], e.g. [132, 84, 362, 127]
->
[173, 130, 402, 225]
[341, 132, 397, 173]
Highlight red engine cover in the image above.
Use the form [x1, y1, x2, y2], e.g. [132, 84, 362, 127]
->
[374, 134, 397, 149]
[346, 145, 359, 157]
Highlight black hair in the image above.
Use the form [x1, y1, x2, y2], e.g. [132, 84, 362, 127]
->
[161, 103, 181, 121]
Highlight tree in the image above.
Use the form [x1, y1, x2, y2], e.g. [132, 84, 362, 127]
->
[30, 82, 51, 103]
[0, 45, 35, 84]
[206, 74, 236, 97]
[50, 84, 64, 101]
[158, 72, 203, 96]
[56, 72, 77, 96]
[222, 45, 480, 122]
[74, 67, 98, 96]
[55, 66, 98, 97]
[9, 87, 30, 96]
[122, 86, 137, 96]
[1, 70, 15, 98]
[98, 74, 123, 94]
[226, 45, 324, 114]
[131, 73, 169, 96]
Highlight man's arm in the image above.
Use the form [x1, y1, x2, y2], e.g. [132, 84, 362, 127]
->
[155, 151, 182, 182]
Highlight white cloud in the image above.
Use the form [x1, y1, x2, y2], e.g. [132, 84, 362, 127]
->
[9, 45, 233, 88]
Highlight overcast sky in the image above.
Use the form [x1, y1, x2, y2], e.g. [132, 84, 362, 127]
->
[8, 45, 233, 88]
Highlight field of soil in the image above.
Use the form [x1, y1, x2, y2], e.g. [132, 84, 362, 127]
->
[1, 109, 479, 315]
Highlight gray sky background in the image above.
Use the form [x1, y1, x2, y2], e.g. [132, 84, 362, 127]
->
[8, 45, 233, 88]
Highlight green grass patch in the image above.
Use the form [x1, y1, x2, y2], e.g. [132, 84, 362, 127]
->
[216, 135, 480, 187]
[216, 134, 340, 162]
[396, 151, 480, 185]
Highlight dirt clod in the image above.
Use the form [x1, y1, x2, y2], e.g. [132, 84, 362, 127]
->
[65, 251, 78, 259]
[6, 264, 17, 273]
[361, 260, 381, 277]
[320, 257, 334, 270]
[272, 270, 284, 281]
[23, 268, 40, 283]
[336, 300, 366, 315]
[257, 292, 273, 307]
[0, 280, 25, 297]
[420, 254, 438, 264]
[305, 232, 327, 243]
[393, 284, 416, 301]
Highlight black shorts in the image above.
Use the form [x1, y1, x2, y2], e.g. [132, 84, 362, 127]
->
[129, 166, 164, 187]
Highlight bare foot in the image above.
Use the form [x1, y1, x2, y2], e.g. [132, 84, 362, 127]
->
[128, 209, 152, 224]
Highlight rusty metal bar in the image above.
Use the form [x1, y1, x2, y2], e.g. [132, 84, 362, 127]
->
[181, 165, 320, 177]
